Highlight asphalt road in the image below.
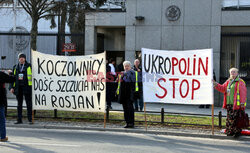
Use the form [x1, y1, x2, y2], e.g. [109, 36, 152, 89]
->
[1, 127, 250, 153]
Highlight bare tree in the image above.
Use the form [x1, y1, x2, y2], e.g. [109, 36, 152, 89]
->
[45, 0, 106, 55]
[18, 0, 56, 50]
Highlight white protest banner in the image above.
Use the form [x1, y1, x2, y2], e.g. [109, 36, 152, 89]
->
[32, 51, 106, 112]
[142, 48, 213, 104]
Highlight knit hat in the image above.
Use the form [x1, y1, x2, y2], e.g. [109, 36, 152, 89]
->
[18, 53, 26, 59]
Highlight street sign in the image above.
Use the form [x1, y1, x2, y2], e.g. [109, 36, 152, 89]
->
[62, 43, 76, 52]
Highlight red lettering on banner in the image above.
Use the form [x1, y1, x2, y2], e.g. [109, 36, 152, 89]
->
[179, 79, 189, 98]
[191, 79, 200, 100]
[171, 57, 178, 75]
[198, 57, 208, 75]
[193, 55, 196, 75]
[179, 58, 186, 75]
[187, 58, 192, 76]
[169, 78, 179, 98]
[155, 78, 167, 99]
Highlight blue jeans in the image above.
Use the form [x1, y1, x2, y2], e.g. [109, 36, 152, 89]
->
[134, 94, 143, 110]
[0, 106, 6, 139]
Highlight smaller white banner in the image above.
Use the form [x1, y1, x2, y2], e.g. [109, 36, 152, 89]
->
[142, 48, 213, 105]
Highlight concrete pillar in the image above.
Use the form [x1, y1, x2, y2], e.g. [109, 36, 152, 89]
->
[125, 26, 136, 63]
[85, 26, 96, 55]
[125, 50, 135, 63]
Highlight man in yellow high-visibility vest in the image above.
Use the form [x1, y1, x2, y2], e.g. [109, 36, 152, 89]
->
[117, 61, 136, 128]
[133, 59, 143, 111]
[10, 53, 32, 124]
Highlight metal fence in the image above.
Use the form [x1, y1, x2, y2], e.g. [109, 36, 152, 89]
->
[6, 105, 228, 129]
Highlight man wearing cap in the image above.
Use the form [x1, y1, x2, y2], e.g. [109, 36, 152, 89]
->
[10, 53, 32, 124]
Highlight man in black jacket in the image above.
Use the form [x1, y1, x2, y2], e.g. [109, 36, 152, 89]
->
[117, 61, 135, 128]
[0, 71, 15, 141]
[10, 53, 32, 124]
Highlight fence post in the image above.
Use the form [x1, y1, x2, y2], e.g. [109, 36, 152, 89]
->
[106, 107, 110, 122]
[161, 108, 164, 124]
[54, 109, 57, 118]
[218, 111, 222, 128]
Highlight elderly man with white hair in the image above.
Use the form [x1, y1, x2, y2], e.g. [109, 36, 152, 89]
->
[117, 61, 136, 128]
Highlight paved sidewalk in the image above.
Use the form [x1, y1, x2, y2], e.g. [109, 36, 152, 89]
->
[6, 98, 250, 140]
[5, 118, 250, 141]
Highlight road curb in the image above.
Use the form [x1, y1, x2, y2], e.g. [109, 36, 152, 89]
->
[6, 123, 250, 141]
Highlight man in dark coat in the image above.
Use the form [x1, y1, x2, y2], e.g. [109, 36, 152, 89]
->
[117, 61, 135, 128]
[10, 53, 32, 124]
[133, 59, 143, 111]
[0, 71, 15, 141]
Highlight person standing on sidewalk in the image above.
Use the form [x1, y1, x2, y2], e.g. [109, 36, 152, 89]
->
[0, 70, 15, 142]
[106, 58, 116, 109]
[133, 59, 143, 111]
[117, 61, 135, 128]
[214, 68, 247, 137]
[10, 53, 33, 124]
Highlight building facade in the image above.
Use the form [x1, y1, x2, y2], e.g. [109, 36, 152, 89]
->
[85, 0, 250, 107]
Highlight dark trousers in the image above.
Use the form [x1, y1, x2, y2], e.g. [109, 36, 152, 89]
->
[106, 82, 116, 107]
[226, 104, 242, 136]
[16, 87, 32, 122]
[122, 100, 134, 125]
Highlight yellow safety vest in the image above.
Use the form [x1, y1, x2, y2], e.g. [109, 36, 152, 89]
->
[135, 71, 139, 92]
[236, 79, 246, 107]
[116, 71, 139, 95]
[116, 74, 122, 95]
[13, 65, 32, 87]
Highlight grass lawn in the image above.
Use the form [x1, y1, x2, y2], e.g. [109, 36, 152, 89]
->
[6, 109, 227, 129]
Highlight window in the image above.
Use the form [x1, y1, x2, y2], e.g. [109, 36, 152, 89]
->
[222, 0, 250, 9]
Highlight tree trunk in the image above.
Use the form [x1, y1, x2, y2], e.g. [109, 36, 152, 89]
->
[31, 16, 38, 51]
[60, 4, 67, 53]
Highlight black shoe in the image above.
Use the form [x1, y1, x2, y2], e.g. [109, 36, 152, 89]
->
[107, 105, 112, 110]
[227, 133, 233, 136]
[134, 108, 138, 112]
[233, 133, 241, 138]
[140, 108, 143, 112]
[199, 105, 204, 108]
[124, 124, 134, 128]
[14, 121, 23, 124]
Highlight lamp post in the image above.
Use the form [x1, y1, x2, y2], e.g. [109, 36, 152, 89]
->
[55, 0, 66, 55]
[13, 0, 17, 63]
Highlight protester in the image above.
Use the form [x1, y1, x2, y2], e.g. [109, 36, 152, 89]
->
[214, 67, 247, 137]
[117, 61, 135, 128]
[10, 53, 33, 124]
[0, 70, 15, 142]
[106, 58, 116, 109]
[109, 58, 116, 76]
[117, 60, 124, 72]
[133, 59, 143, 111]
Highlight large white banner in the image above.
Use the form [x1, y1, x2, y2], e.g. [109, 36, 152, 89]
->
[32, 51, 106, 112]
[142, 48, 213, 105]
